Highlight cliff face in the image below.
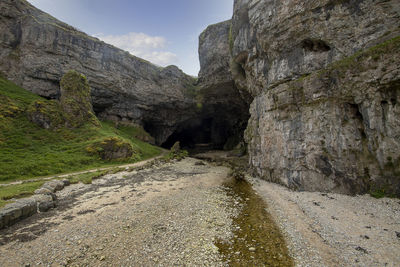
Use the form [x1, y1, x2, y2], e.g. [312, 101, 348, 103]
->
[0, 0, 197, 145]
[229, 0, 400, 195]
[197, 21, 250, 150]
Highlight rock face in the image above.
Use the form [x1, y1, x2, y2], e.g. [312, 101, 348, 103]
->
[231, 0, 400, 97]
[0, 0, 197, 144]
[195, 21, 250, 150]
[230, 0, 400, 195]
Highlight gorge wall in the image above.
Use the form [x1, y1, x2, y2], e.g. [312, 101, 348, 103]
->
[0, 0, 198, 145]
[227, 0, 400, 195]
[1, 0, 400, 196]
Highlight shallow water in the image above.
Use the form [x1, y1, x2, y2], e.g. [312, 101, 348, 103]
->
[215, 178, 294, 266]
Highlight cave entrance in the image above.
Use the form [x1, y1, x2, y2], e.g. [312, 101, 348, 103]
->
[161, 117, 231, 153]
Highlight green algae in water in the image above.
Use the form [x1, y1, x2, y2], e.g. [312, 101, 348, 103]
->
[216, 179, 294, 266]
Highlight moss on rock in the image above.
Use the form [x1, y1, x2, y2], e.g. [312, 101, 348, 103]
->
[27, 100, 64, 129]
[60, 70, 100, 128]
[0, 95, 23, 119]
[86, 137, 135, 161]
[164, 141, 188, 160]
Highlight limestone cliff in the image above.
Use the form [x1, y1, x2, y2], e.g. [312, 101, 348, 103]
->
[228, 0, 400, 195]
[197, 21, 250, 150]
[0, 0, 197, 145]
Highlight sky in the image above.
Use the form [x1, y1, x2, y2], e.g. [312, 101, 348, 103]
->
[27, 0, 234, 76]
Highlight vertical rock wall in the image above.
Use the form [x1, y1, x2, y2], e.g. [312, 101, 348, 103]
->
[230, 0, 400, 195]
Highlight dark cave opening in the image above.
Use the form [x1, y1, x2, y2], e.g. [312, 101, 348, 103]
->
[161, 117, 234, 152]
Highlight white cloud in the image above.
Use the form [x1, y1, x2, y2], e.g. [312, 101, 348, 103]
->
[93, 32, 178, 66]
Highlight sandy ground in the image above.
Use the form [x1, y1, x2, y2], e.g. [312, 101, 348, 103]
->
[250, 177, 400, 267]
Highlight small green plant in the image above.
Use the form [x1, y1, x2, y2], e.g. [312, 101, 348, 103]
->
[228, 23, 234, 54]
[370, 188, 386, 199]
[163, 142, 189, 161]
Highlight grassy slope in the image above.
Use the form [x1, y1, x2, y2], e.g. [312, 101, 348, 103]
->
[0, 76, 161, 183]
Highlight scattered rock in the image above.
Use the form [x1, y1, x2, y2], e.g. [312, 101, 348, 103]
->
[248, 247, 256, 252]
[396, 232, 400, 239]
[355, 246, 368, 254]
[61, 179, 70, 186]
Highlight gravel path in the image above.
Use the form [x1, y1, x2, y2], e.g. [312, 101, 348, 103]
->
[250, 177, 400, 267]
[0, 158, 239, 266]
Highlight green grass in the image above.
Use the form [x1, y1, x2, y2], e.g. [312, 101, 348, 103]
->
[0, 180, 46, 208]
[67, 171, 104, 185]
[0, 76, 161, 183]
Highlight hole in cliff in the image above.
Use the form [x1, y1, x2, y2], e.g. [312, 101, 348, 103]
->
[92, 104, 107, 115]
[301, 39, 331, 52]
[230, 60, 246, 81]
[160, 116, 240, 153]
[349, 103, 367, 140]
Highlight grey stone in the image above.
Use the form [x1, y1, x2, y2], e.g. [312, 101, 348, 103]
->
[61, 179, 70, 186]
[32, 194, 56, 212]
[34, 187, 53, 195]
[0, 198, 37, 229]
[42, 180, 64, 192]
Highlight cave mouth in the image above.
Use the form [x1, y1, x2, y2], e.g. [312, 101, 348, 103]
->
[161, 117, 236, 153]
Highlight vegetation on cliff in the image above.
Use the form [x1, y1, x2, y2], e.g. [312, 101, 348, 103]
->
[0, 75, 160, 183]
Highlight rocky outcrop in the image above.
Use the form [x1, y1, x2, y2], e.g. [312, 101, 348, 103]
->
[195, 21, 250, 150]
[230, 0, 400, 195]
[27, 100, 65, 129]
[27, 70, 99, 129]
[60, 70, 99, 128]
[0, 0, 197, 144]
[86, 137, 134, 160]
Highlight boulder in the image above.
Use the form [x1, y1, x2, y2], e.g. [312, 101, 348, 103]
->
[0, 198, 37, 229]
[86, 137, 134, 160]
[32, 194, 56, 212]
[42, 180, 65, 193]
